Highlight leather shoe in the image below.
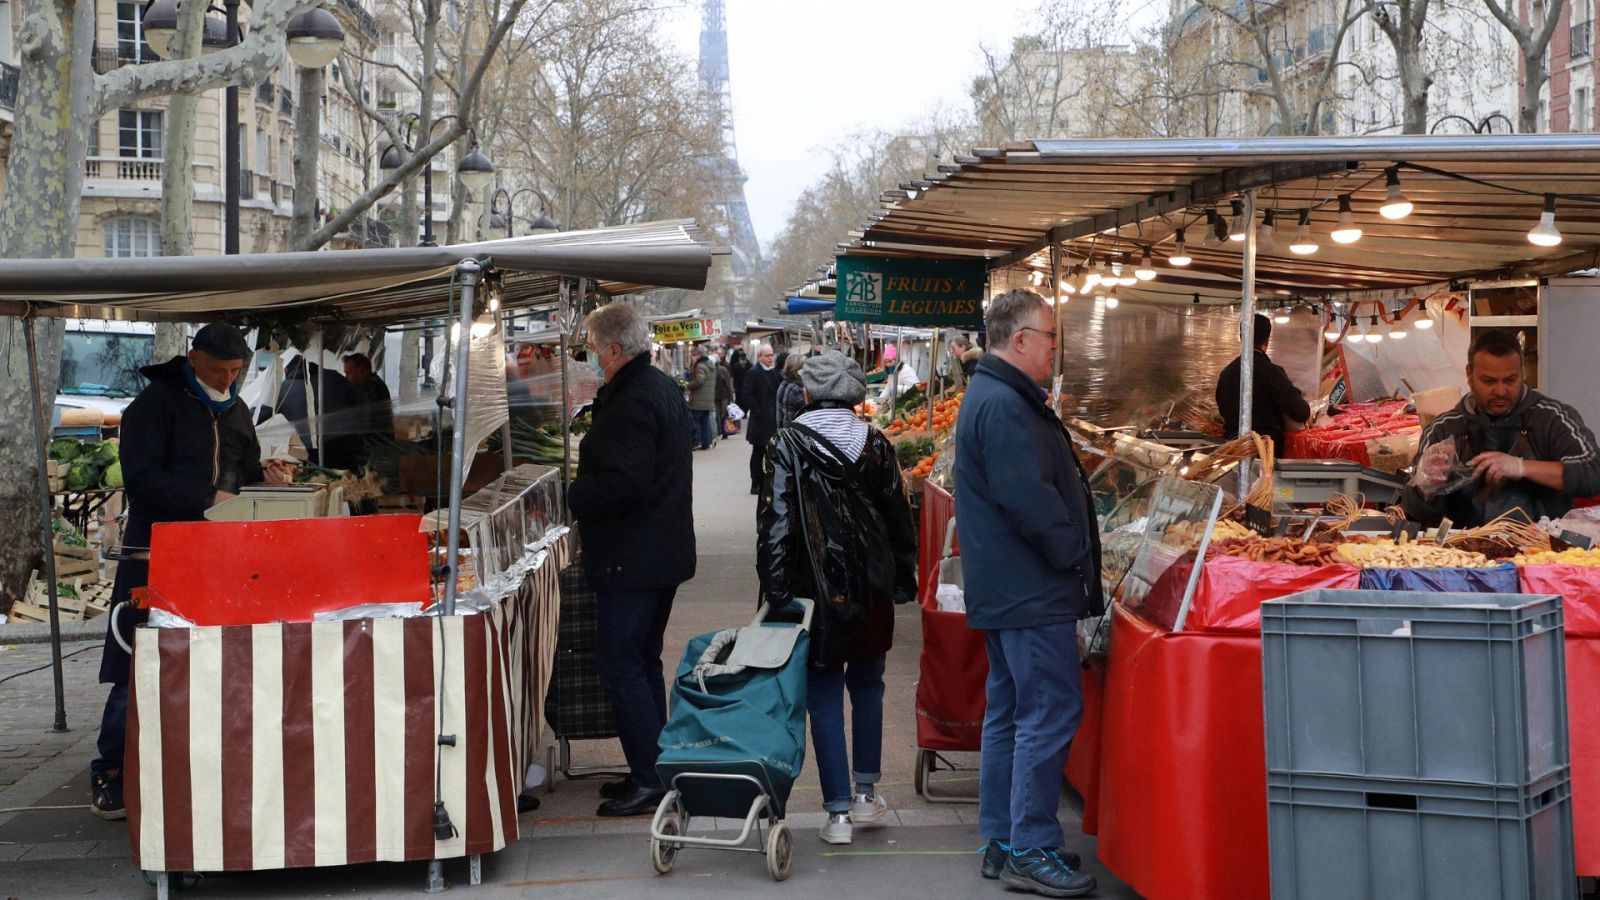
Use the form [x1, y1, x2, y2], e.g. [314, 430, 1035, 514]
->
[598, 776, 635, 800]
[596, 783, 666, 817]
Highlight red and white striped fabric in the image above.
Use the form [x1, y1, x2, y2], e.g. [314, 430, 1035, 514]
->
[126, 536, 568, 873]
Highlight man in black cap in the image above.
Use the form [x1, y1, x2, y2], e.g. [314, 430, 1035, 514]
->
[89, 323, 291, 819]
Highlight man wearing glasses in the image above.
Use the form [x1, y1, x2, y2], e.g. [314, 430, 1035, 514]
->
[570, 303, 696, 816]
[954, 288, 1102, 898]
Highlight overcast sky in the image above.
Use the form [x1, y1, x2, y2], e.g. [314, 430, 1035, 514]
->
[661, 0, 1043, 250]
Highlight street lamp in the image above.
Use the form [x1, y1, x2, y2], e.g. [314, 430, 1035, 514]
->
[379, 115, 494, 246]
[144, 0, 343, 255]
[490, 187, 559, 239]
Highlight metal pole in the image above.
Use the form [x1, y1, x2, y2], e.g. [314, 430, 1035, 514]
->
[1239, 190, 1258, 500]
[224, 0, 240, 255]
[421, 159, 435, 247]
[441, 260, 482, 617]
[311, 328, 324, 465]
[1050, 243, 1064, 406]
[25, 322, 68, 732]
[558, 278, 574, 524]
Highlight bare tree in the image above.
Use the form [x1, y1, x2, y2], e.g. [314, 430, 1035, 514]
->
[1481, 0, 1566, 131]
[1195, 0, 1367, 135]
[1365, 0, 1436, 131]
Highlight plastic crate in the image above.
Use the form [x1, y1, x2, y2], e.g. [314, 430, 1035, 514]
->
[1267, 770, 1576, 900]
[1263, 589, 1568, 786]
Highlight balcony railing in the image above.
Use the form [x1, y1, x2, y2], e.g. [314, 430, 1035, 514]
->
[90, 46, 153, 75]
[1573, 21, 1592, 60]
[0, 62, 17, 112]
[336, 0, 381, 39]
[280, 89, 294, 115]
[257, 82, 275, 104]
[85, 156, 164, 181]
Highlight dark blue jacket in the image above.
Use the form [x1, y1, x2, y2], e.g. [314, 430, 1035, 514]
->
[954, 354, 1104, 630]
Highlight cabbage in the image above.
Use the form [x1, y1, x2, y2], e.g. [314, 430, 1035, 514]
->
[49, 438, 81, 462]
[102, 461, 123, 489]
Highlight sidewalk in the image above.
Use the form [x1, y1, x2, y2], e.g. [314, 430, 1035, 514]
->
[0, 436, 1129, 898]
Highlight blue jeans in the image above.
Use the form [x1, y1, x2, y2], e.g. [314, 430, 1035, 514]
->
[692, 409, 715, 449]
[979, 622, 1083, 850]
[91, 682, 129, 776]
[807, 654, 886, 813]
[596, 586, 677, 789]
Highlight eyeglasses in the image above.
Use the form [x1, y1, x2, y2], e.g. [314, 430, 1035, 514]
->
[1018, 326, 1058, 342]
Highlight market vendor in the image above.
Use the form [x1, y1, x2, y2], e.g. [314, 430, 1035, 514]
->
[1215, 313, 1310, 454]
[89, 323, 292, 820]
[1401, 329, 1600, 527]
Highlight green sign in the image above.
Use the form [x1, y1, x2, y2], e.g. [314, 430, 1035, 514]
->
[835, 256, 986, 327]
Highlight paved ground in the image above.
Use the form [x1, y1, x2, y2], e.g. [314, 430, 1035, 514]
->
[0, 436, 1129, 898]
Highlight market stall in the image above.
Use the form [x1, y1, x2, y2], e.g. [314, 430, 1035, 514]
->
[833, 134, 1600, 897]
[0, 222, 717, 895]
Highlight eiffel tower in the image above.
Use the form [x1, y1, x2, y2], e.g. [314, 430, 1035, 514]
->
[699, 0, 762, 323]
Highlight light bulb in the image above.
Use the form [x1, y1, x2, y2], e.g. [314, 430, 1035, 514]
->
[1330, 194, 1362, 244]
[1414, 309, 1435, 329]
[1135, 249, 1157, 281]
[1323, 321, 1342, 342]
[1105, 291, 1120, 309]
[1273, 307, 1291, 325]
[1379, 167, 1413, 220]
[1257, 210, 1276, 252]
[1365, 314, 1384, 342]
[1168, 229, 1192, 267]
[1117, 257, 1138, 286]
[1059, 275, 1077, 295]
[1289, 209, 1318, 255]
[1229, 200, 1247, 242]
[1083, 258, 1102, 289]
[1030, 270, 1045, 287]
[1202, 209, 1221, 247]
[1529, 194, 1562, 247]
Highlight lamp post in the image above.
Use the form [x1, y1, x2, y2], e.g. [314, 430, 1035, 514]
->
[143, 0, 344, 255]
[489, 187, 559, 239]
[379, 115, 495, 246]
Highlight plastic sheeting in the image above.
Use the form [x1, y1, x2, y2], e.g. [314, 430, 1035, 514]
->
[460, 320, 511, 483]
[1339, 295, 1470, 400]
[1357, 562, 1522, 593]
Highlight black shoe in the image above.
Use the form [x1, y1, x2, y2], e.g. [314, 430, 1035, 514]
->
[596, 783, 666, 817]
[981, 839, 1009, 879]
[91, 771, 126, 820]
[598, 776, 635, 800]
[1000, 848, 1096, 898]
[517, 791, 541, 814]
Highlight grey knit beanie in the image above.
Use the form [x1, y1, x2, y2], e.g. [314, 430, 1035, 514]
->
[800, 349, 867, 404]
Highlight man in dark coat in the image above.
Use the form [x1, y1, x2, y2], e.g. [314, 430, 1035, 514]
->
[1215, 313, 1310, 455]
[273, 355, 368, 470]
[342, 352, 395, 442]
[568, 303, 696, 817]
[714, 351, 735, 437]
[741, 343, 781, 494]
[954, 289, 1100, 897]
[90, 324, 291, 819]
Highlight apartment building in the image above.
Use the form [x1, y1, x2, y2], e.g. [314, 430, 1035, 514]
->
[1539, 0, 1597, 132]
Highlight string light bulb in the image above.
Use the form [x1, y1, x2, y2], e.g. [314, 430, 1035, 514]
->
[1168, 229, 1192, 267]
[1106, 287, 1120, 309]
[1413, 304, 1435, 329]
[1529, 194, 1563, 247]
[1135, 248, 1157, 280]
[1289, 209, 1318, 255]
[1379, 167, 1413, 220]
[1330, 194, 1363, 244]
[1083, 256, 1101, 289]
[1117, 256, 1138, 287]
[1203, 209, 1222, 247]
[1273, 304, 1291, 325]
[1258, 210, 1277, 252]
[1323, 318, 1342, 342]
[1059, 266, 1078, 295]
[1228, 199, 1247, 242]
[1388, 310, 1408, 339]
[1366, 314, 1384, 342]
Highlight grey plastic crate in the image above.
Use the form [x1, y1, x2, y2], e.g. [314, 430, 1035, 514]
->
[1268, 770, 1576, 900]
[1262, 589, 1568, 786]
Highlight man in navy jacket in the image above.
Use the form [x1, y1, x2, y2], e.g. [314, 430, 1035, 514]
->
[955, 288, 1102, 898]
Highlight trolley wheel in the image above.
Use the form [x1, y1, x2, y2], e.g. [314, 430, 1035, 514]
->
[766, 822, 793, 881]
[651, 816, 681, 874]
[914, 748, 931, 796]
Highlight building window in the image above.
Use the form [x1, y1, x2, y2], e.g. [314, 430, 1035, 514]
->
[115, 2, 157, 64]
[103, 217, 162, 258]
[1576, 88, 1590, 131]
[118, 109, 162, 158]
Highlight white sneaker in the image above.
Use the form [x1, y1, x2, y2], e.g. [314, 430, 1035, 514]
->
[850, 791, 889, 825]
[819, 813, 853, 844]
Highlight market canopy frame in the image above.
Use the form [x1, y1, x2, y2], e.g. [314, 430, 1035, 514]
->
[840, 134, 1600, 304]
[0, 219, 717, 323]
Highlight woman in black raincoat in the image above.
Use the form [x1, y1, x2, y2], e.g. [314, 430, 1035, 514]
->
[756, 349, 918, 846]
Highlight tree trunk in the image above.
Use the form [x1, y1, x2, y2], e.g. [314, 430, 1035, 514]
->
[397, 332, 420, 403]
[154, 0, 204, 367]
[0, 0, 92, 604]
[1522, 52, 1545, 132]
[291, 65, 323, 245]
[1400, 55, 1432, 133]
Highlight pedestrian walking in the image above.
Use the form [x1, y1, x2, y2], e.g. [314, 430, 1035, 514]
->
[953, 288, 1102, 898]
[757, 349, 917, 846]
[686, 343, 718, 450]
[569, 303, 696, 817]
[715, 351, 736, 437]
[775, 352, 806, 430]
[741, 343, 781, 495]
[729, 347, 753, 410]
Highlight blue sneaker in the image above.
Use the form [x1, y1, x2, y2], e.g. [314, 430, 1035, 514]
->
[1000, 847, 1096, 897]
[981, 839, 1009, 879]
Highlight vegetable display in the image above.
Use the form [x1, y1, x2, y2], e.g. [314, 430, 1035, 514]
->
[1512, 547, 1600, 566]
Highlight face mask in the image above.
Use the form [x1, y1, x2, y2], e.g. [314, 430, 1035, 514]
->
[588, 351, 606, 379]
[199, 380, 233, 403]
